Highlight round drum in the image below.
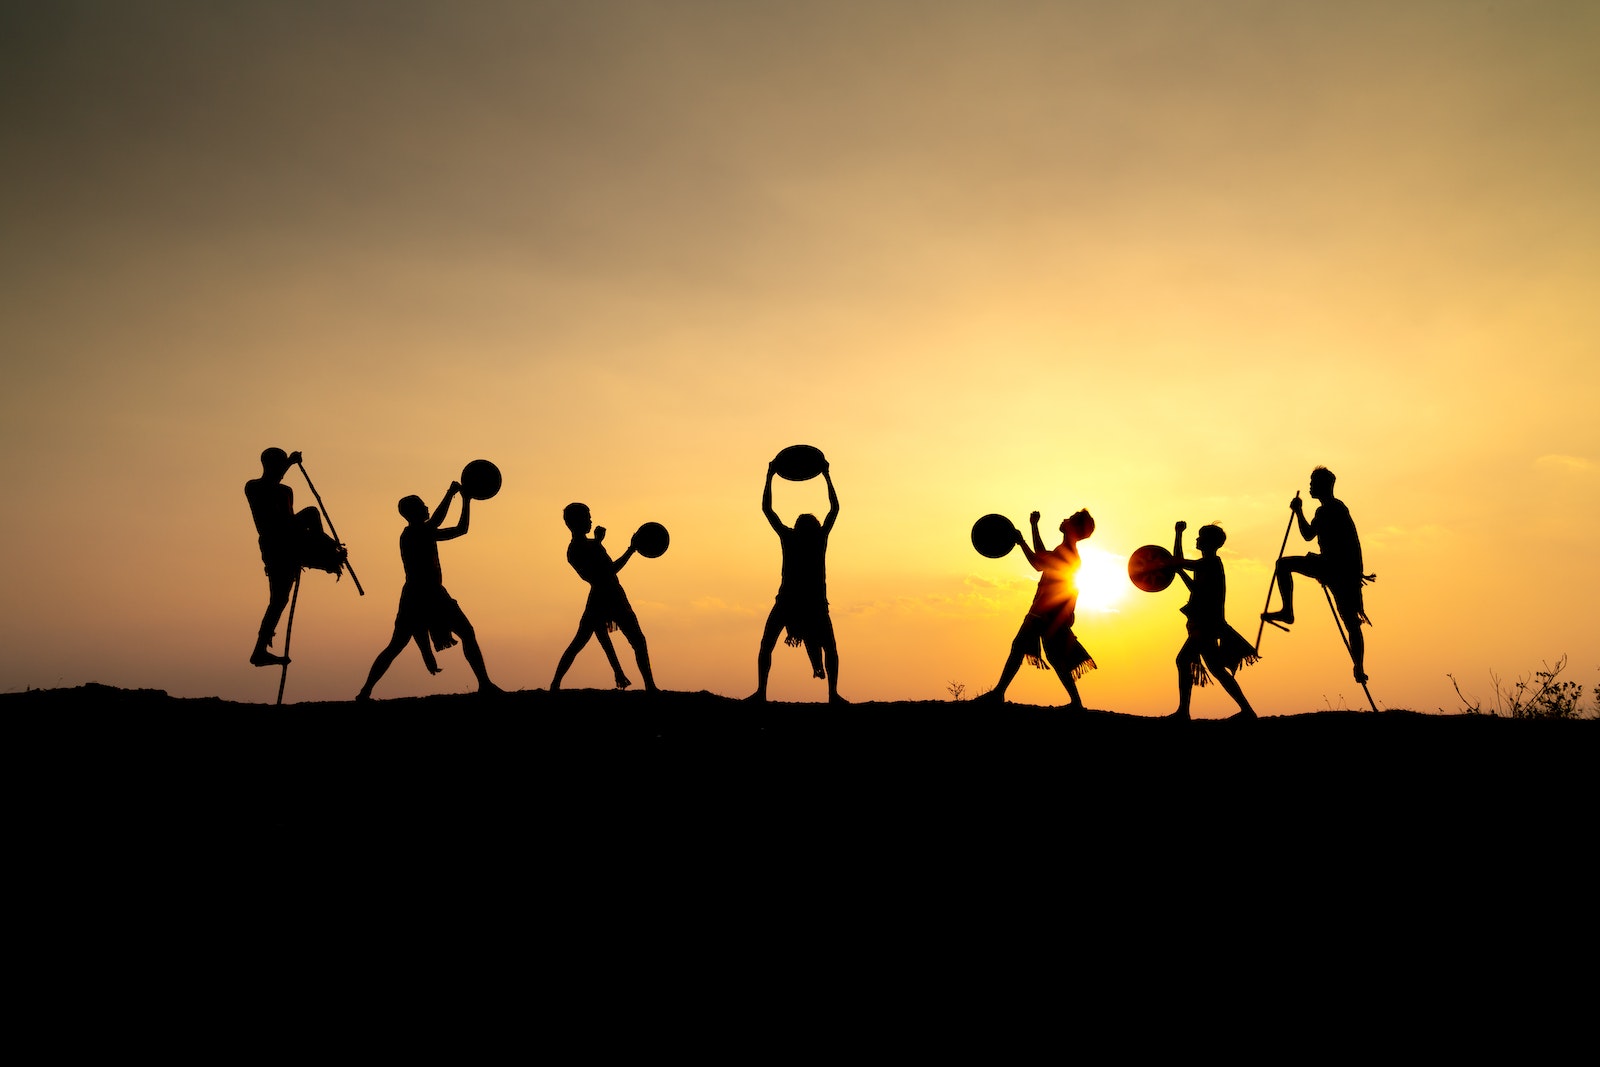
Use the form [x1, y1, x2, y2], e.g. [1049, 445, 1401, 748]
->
[970, 513, 1019, 559]
[461, 459, 502, 501]
[1128, 544, 1176, 592]
[632, 521, 670, 559]
[772, 444, 827, 481]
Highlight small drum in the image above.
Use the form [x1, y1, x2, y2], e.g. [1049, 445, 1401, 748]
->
[772, 444, 827, 481]
[461, 459, 502, 501]
[1128, 544, 1176, 592]
[632, 522, 670, 559]
[970, 513, 1018, 559]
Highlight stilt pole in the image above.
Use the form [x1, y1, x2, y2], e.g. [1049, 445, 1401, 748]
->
[1321, 582, 1378, 713]
[276, 572, 301, 706]
[1255, 493, 1299, 654]
[296, 461, 363, 596]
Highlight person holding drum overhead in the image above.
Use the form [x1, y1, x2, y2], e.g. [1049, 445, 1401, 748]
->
[357, 477, 502, 700]
[751, 447, 844, 704]
[978, 510, 1096, 709]
[550, 503, 658, 693]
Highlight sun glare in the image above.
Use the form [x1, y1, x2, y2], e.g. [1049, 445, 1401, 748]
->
[1075, 544, 1129, 613]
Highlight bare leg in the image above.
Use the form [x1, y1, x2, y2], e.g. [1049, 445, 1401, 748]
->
[617, 618, 657, 692]
[595, 628, 631, 688]
[824, 639, 843, 704]
[251, 570, 297, 665]
[1203, 649, 1255, 719]
[358, 626, 412, 699]
[1263, 556, 1317, 624]
[985, 633, 1029, 702]
[750, 606, 784, 701]
[454, 618, 500, 693]
[551, 624, 594, 690]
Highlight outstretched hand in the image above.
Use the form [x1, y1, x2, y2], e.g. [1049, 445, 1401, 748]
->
[1029, 510, 1041, 526]
[1175, 520, 1187, 533]
[595, 525, 607, 542]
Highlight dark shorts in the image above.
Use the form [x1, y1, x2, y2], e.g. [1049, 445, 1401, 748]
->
[397, 584, 467, 636]
[581, 587, 640, 634]
[772, 595, 834, 648]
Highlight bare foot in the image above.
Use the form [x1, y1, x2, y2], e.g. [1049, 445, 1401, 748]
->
[1167, 708, 1190, 721]
[1261, 609, 1293, 626]
[615, 674, 633, 690]
[250, 649, 289, 667]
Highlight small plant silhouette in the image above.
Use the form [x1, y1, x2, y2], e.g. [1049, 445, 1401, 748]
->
[946, 681, 967, 701]
[1446, 654, 1591, 719]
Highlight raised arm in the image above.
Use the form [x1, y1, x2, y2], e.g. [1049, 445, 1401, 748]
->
[1029, 511, 1045, 554]
[821, 465, 840, 535]
[1291, 492, 1313, 541]
[1172, 520, 1195, 589]
[762, 464, 785, 534]
[435, 482, 470, 540]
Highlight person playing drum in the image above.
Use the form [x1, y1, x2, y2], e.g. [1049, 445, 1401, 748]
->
[751, 460, 844, 703]
[357, 481, 501, 699]
[979, 510, 1096, 709]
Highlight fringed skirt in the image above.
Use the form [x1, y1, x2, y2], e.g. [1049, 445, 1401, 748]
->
[1184, 623, 1260, 687]
[1016, 613, 1097, 679]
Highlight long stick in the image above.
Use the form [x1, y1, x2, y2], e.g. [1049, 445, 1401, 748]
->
[296, 461, 364, 595]
[1321, 582, 1379, 713]
[276, 572, 301, 706]
[1254, 492, 1299, 654]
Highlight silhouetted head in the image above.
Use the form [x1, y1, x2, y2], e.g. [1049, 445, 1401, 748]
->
[1310, 466, 1335, 500]
[260, 447, 292, 478]
[1062, 509, 1094, 542]
[794, 513, 822, 535]
[1197, 523, 1226, 552]
[563, 502, 592, 535]
[398, 495, 428, 524]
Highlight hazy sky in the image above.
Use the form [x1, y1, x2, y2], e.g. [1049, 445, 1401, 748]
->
[4, 1, 1596, 713]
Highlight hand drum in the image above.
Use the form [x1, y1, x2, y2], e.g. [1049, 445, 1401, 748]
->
[1128, 544, 1176, 592]
[971, 513, 1019, 559]
[461, 459, 502, 501]
[771, 444, 827, 481]
[632, 522, 670, 559]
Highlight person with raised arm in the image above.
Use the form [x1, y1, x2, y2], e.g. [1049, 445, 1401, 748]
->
[751, 461, 843, 703]
[1170, 521, 1257, 721]
[550, 503, 657, 692]
[979, 509, 1096, 709]
[1261, 466, 1372, 684]
[357, 480, 500, 699]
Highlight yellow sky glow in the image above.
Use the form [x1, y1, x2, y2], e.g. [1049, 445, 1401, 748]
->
[2, 3, 1596, 714]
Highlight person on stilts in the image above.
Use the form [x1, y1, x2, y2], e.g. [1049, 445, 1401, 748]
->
[1261, 466, 1373, 684]
[245, 447, 345, 666]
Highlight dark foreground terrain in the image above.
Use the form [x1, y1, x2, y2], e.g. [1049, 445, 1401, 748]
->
[6, 684, 1595, 1024]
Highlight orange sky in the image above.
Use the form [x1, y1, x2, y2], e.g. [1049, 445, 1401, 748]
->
[3, 2, 1596, 714]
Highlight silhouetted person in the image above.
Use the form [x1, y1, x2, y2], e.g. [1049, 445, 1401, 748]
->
[1261, 466, 1371, 683]
[357, 481, 500, 699]
[245, 447, 344, 666]
[980, 510, 1096, 708]
[1170, 521, 1257, 721]
[551, 503, 657, 692]
[752, 462, 843, 703]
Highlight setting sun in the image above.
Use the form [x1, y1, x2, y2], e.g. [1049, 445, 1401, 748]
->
[1075, 544, 1130, 614]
